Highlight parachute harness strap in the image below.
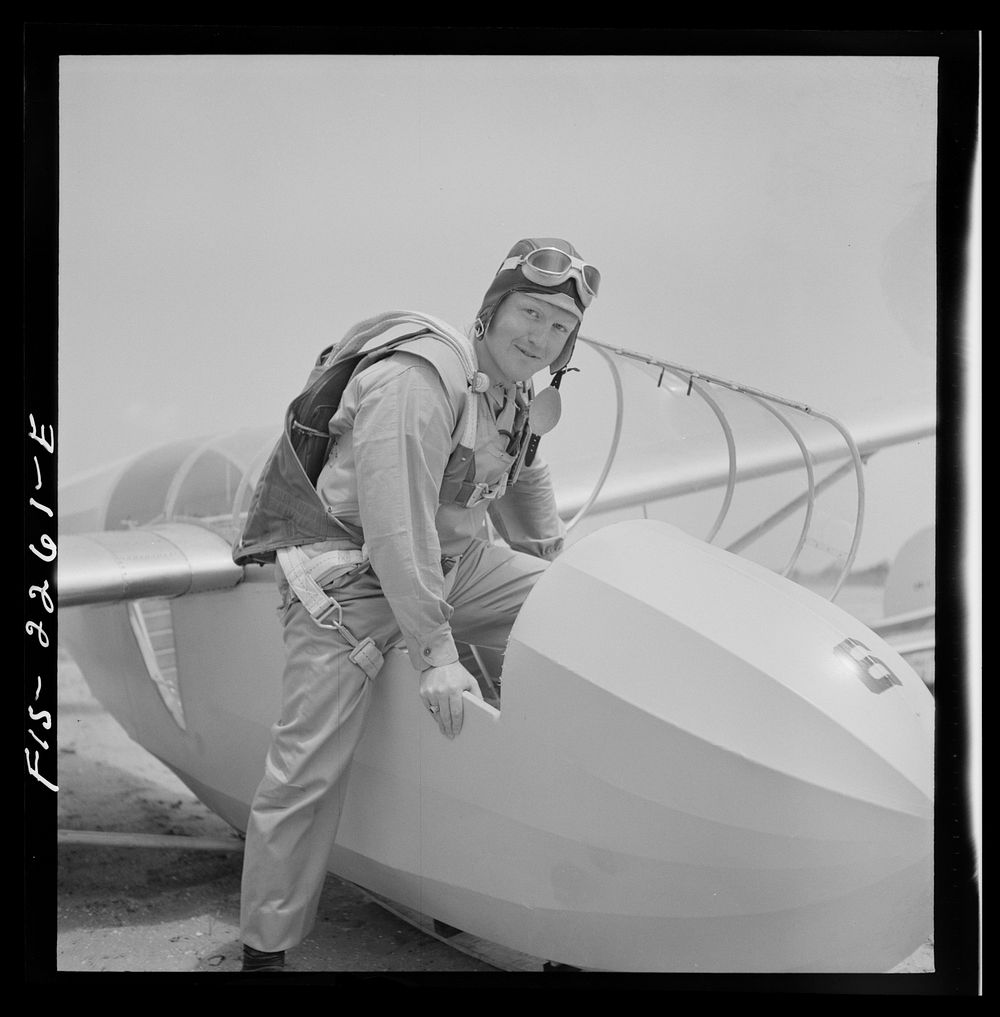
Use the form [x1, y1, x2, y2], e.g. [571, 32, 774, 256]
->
[276, 544, 385, 679]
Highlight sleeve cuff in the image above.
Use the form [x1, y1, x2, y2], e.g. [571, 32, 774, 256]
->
[409, 625, 460, 672]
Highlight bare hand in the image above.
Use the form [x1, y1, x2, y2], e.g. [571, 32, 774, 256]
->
[419, 661, 483, 739]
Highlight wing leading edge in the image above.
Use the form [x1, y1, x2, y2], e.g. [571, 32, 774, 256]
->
[57, 523, 243, 607]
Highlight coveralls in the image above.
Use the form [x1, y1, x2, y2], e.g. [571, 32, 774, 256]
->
[240, 342, 565, 952]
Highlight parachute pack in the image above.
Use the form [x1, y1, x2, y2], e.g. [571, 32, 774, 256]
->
[233, 311, 502, 567]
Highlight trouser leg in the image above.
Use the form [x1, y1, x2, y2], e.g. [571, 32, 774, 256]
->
[239, 573, 397, 953]
[446, 541, 550, 659]
[450, 543, 549, 702]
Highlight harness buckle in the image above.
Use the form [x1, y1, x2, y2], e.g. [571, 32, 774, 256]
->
[312, 597, 344, 631]
[464, 473, 509, 507]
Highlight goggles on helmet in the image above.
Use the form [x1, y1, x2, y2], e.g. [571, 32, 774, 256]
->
[498, 247, 601, 308]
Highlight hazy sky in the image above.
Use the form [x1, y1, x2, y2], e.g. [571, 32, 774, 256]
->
[57, 53, 946, 565]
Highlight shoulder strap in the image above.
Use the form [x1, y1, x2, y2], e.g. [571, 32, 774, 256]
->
[339, 310, 484, 451]
[290, 314, 482, 487]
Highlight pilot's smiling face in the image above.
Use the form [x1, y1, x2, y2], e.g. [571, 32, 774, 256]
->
[477, 293, 577, 385]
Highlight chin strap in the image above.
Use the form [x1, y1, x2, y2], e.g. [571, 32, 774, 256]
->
[524, 367, 578, 467]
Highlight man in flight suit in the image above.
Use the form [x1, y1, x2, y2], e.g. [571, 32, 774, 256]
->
[237, 238, 601, 971]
